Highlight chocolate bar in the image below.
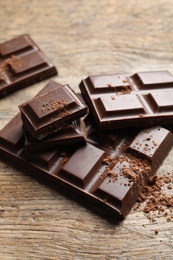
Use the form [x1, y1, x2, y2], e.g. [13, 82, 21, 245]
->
[19, 82, 88, 139]
[0, 112, 172, 219]
[79, 70, 173, 130]
[0, 35, 57, 97]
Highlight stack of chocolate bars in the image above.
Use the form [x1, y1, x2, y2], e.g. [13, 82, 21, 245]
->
[1, 35, 173, 220]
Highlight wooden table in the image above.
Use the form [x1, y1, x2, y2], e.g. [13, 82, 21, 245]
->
[0, 1, 173, 259]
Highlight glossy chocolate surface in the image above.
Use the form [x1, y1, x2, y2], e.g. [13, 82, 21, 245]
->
[79, 70, 173, 130]
[7, 81, 87, 151]
[25, 118, 86, 152]
[0, 35, 57, 97]
[0, 113, 172, 219]
[19, 82, 88, 139]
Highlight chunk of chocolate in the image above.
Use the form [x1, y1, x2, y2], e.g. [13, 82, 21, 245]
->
[24, 118, 86, 152]
[79, 70, 173, 130]
[19, 82, 88, 139]
[0, 112, 172, 219]
[5, 80, 86, 151]
[0, 35, 57, 97]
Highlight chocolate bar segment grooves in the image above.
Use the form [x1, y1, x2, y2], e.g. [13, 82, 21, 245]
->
[19, 83, 88, 139]
[6, 81, 87, 151]
[79, 70, 173, 130]
[0, 35, 57, 97]
[0, 111, 172, 219]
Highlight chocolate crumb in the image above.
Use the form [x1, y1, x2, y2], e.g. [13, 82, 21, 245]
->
[135, 172, 173, 222]
[155, 229, 159, 234]
[167, 184, 172, 189]
[122, 168, 136, 181]
[102, 155, 117, 165]
[122, 79, 128, 83]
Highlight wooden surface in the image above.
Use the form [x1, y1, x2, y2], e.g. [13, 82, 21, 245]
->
[0, 0, 173, 259]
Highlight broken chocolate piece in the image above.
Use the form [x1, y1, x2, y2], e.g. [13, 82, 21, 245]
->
[19, 82, 88, 139]
[0, 35, 57, 97]
[79, 71, 173, 130]
[25, 118, 86, 152]
[0, 114, 172, 219]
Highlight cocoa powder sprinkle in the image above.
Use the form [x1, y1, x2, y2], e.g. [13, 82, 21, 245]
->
[134, 172, 173, 222]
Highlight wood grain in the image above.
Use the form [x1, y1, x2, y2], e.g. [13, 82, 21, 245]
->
[0, 0, 173, 259]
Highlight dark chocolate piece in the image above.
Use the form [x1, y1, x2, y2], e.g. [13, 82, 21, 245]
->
[24, 81, 86, 150]
[0, 35, 57, 97]
[0, 113, 172, 219]
[25, 118, 86, 152]
[19, 82, 88, 139]
[79, 70, 173, 130]
[7, 80, 86, 151]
